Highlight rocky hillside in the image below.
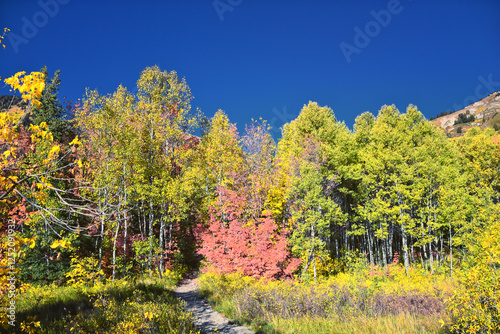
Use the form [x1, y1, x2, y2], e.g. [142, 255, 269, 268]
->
[432, 91, 500, 136]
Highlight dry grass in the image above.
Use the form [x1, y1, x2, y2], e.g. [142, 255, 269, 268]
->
[198, 265, 454, 334]
[268, 312, 449, 334]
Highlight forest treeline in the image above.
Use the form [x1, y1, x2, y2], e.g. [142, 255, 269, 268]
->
[1, 66, 500, 331]
[2, 65, 500, 279]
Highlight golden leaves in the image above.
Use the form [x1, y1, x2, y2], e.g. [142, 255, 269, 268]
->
[0, 27, 9, 50]
[28, 122, 53, 143]
[49, 239, 71, 249]
[4, 71, 45, 107]
[47, 145, 61, 161]
[0, 112, 17, 142]
[20, 236, 37, 249]
[69, 135, 82, 146]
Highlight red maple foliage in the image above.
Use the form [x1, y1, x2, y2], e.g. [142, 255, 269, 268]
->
[199, 186, 300, 280]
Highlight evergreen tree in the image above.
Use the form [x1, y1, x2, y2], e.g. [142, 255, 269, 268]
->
[25, 66, 71, 142]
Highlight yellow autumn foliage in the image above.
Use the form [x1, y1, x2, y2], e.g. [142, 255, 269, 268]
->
[4, 71, 45, 107]
[0, 27, 9, 50]
[65, 256, 104, 289]
[447, 205, 500, 333]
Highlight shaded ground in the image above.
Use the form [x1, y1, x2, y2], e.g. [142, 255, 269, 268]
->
[175, 271, 255, 334]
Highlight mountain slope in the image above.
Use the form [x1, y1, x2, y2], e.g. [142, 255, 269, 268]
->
[432, 91, 500, 135]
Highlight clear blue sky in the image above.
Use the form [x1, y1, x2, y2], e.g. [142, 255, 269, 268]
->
[1, 0, 499, 137]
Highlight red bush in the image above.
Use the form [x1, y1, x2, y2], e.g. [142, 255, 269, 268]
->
[199, 187, 299, 279]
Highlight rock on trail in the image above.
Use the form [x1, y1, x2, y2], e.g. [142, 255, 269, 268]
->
[175, 272, 255, 334]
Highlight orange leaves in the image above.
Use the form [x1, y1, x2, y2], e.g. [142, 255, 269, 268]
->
[492, 135, 500, 147]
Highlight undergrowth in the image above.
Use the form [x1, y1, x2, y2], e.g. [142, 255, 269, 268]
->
[198, 263, 455, 334]
[3, 272, 199, 334]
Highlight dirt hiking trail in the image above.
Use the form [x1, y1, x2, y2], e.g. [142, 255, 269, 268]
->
[175, 272, 256, 334]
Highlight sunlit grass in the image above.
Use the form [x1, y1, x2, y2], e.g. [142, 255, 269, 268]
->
[267, 313, 449, 334]
[198, 264, 455, 334]
[7, 275, 200, 334]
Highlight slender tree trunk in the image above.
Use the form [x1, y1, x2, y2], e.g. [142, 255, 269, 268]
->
[395, 184, 410, 274]
[302, 223, 316, 283]
[159, 203, 165, 273]
[382, 237, 388, 267]
[329, 221, 335, 257]
[139, 204, 143, 236]
[149, 199, 154, 275]
[312, 248, 317, 284]
[428, 242, 434, 273]
[99, 215, 104, 273]
[440, 235, 444, 265]
[98, 185, 106, 274]
[45, 223, 50, 280]
[410, 234, 414, 264]
[312, 223, 317, 284]
[420, 221, 428, 270]
[367, 223, 374, 265]
[401, 224, 410, 275]
[99, 160, 110, 275]
[303, 248, 314, 277]
[112, 219, 120, 281]
[434, 239, 439, 264]
[123, 167, 128, 274]
[379, 221, 388, 267]
[424, 245, 428, 270]
[143, 201, 147, 239]
[98, 217, 104, 274]
[345, 221, 349, 252]
[139, 199, 144, 237]
[123, 205, 128, 274]
[388, 219, 394, 261]
[449, 222, 453, 281]
[335, 234, 339, 258]
[168, 222, 173, 259]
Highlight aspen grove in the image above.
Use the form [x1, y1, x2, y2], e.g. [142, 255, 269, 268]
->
[1, 66, 499, 333]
